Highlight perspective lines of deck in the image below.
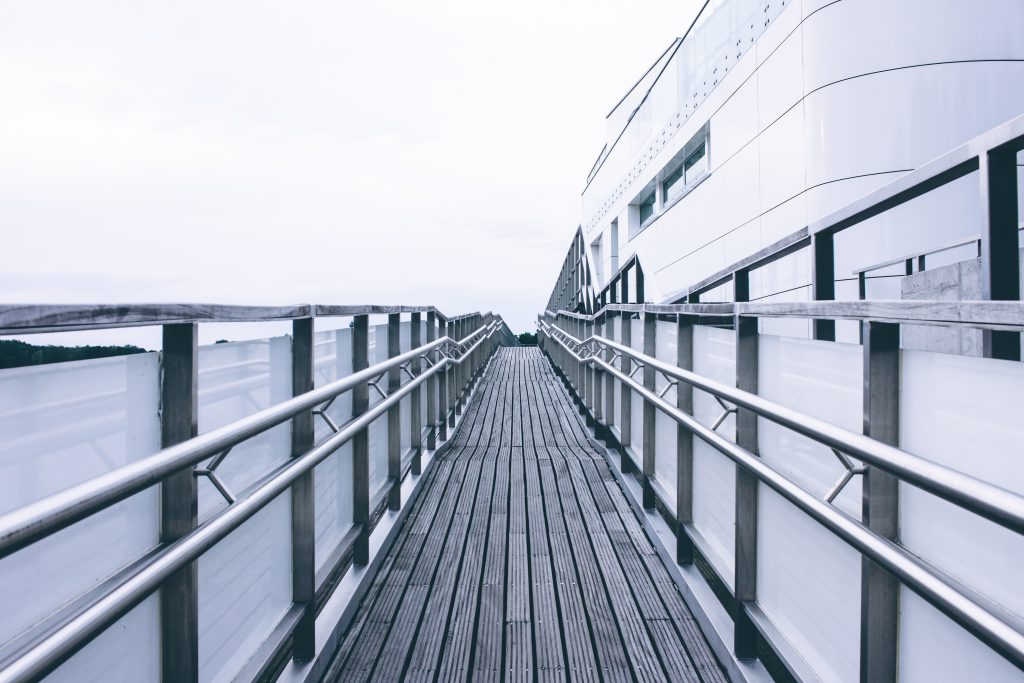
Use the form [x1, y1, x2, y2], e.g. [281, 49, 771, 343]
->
[322, 348, 727, 683]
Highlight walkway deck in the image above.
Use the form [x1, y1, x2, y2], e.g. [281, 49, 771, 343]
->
[323, 348, 727, 682]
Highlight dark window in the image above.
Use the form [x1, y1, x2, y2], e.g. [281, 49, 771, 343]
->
[638, 190, 656, 224]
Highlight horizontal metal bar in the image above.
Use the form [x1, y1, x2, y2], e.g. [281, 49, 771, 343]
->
[0, 355, 450, 683]
[0, 323, 498, 559]
[540, 323, 1024, 671]
[550, 324, 1024, 535]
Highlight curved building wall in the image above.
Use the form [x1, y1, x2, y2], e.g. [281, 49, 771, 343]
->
[584, 0, 1024, 314]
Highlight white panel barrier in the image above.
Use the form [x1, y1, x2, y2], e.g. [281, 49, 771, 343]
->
[0, 354, 162, 680]
[196, 337, 293, 682]
[313, 328, 354, 572]
[757, 335, 864, 683]
[691, 325, 736, 586]
[630, 315, 645, 464]
[369, 324, 387, 496]
[654, 319, 678, 505]
[898, 350, 1024, 683]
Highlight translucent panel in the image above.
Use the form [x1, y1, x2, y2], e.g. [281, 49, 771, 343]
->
[369, 325, 388, 496]
[629, 316, 645, 462]
[899, 350, 1024, 679]
[199, 492, 292, 683]
[313, 328, 354, 572]
[691, 325, 735, 584]
[197, 337, 292, 519]
[758, 488, 861, 683]
[757, 335, 863, 517]
[47, 596, 159, 682]
[654, 319, 679, 504]
[0, 354, 160, 649]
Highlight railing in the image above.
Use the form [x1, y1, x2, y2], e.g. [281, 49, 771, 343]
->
[0, 304, 513, 683]
[538, 300, 1024, 682]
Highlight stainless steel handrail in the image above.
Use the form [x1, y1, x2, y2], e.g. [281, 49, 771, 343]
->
[538, 318, 1024, 671]
[0, 320, 505, 683]
[0, 323, 496, 559]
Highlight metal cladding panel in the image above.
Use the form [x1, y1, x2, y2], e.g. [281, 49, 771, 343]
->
[654, 319, 678, 505]
[197, 337, 292, 519]
[898, 350, 1024, 682]
[313, 328, 354, 571]
[0, 353, 161, 675]
[629, 315, 645, 461]
[691, 325, 736, 586]
[198, 493, 292, 683]
[756, 335, 863, 682]
[369, 325, 388, 495]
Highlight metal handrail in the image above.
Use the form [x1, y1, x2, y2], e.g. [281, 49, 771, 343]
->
[537, 318, 1024, 671]
[0, 320, 505, 683]
[0, 323, 496, 559]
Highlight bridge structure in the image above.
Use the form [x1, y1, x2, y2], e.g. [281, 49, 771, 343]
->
[1, 126, 1024, 683]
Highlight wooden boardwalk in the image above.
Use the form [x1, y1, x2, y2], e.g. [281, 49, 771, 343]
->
[323, 348, 728, 682]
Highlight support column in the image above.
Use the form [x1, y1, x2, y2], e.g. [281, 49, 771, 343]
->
[351, 314, 370, 565]
[620, 313, 633, 473]
[159, 323, 199, 683]
[860, 321, 900, 682]
[734, 312, 759, 659]
[676, 315, 695, 564]
[604, 311, 617, 440]
[593, 314, 604, 437]
[290, 317, 316, 660]
[812, 233, 836, 341]
[979, 148, 1021, 360]
[387, 313, 402, 511]
[410, 312, 422, 474]
[436, 314, 448, 442]
[642, 312, 657, 509]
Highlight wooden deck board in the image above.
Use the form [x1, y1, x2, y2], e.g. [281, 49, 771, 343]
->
[322, 349, 727, 682]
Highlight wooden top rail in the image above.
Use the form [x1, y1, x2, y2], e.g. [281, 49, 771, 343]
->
[0, 303, 478, 335]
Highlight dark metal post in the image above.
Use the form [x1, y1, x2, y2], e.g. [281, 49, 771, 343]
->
[352, 314, 370, 565]
[447, 319, 457, 428]
[290, 317, 315, 660]
[159, 323, 199, 683]
[620, 312, 633, 473]
[860, 321, 900, 682]
[387, 313, 402, 511]
[605, 310, 617, 437]
[812, 232, 836, 341]
[979, 149, 1021, 360]
[676, 315, 695, 565]
[593, 313, 604, 437]
[436, 314, 448, 442]
[734, 312, 759, 659]
[410, 312, 422, 474]
[642, 312, 657, 509]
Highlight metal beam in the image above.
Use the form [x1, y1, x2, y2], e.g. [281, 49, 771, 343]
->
[351, 315, 370, 565]
[290, 317, 315, 660]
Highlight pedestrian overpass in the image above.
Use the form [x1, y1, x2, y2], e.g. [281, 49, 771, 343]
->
[2, 123, 1024, 683]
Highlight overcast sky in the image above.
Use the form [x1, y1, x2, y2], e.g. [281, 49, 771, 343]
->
[0, 1, 700, 336]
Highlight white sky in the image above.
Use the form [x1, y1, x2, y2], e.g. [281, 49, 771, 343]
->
[0, 1, 700, 338]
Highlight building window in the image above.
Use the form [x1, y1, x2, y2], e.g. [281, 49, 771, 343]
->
[684, 141, 707, 184]
[638, 190, 656, 224]
[662, 164, 685, 204]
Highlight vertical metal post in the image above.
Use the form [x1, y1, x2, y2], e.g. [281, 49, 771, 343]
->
[455, 317, 465, 415]
[351, 314, 370, 565]
[387, 313, 402, 511]
[676, 315, 695, 565]
[290, 317, 315, 660]
[734, 312, 759, 659]
[605, 310, 616, 438]
[860, 321, 900, 682]
[585, 318, 595, 425]
[642, 312, 657, 509]
[593, 314, 604, 438]
[812, 232, 836, 341]
[436, 315, 448, 442]
[410, 312, 422, 474]
[979, 148, 1021, 360]
[159, 323, 199, 683]
[447, 319, 457, 428]
[619, 312, 633, 473]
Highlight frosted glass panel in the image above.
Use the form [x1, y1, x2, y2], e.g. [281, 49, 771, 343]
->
[691, 325, 735, 584]
[758, 488, 861, 683]
[629, 316, 644, 462]
[758, 335, 863, 517]
[47, 596, 159, 682]
[313, 328, 354, 571]
[369, 325, 388, 496]
[0, 354, 160, 650]
[197, 337, 292, 519]
[199, 492, 292, 683]
[654, 319, 678, 505]
[899, 350, 1024, 681]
